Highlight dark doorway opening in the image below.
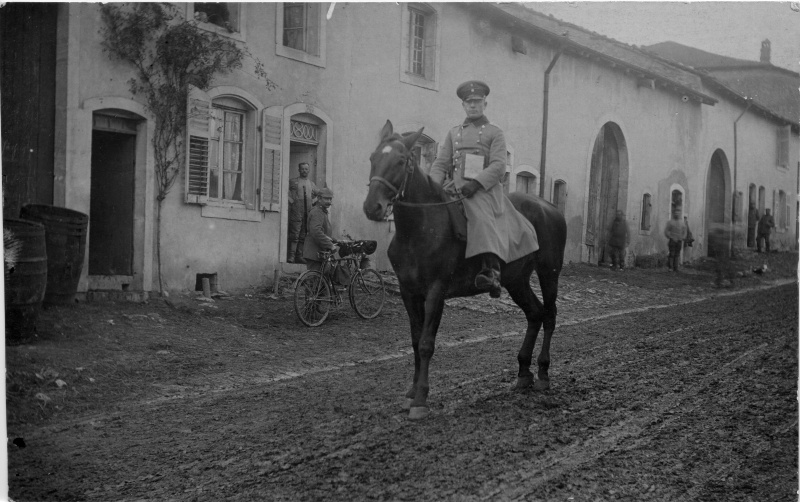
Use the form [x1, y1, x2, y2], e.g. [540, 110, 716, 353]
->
[89, 130, 136, 275]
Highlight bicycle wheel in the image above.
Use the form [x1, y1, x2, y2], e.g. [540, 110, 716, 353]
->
[349, 268, 385, 319]
[294, 270, 332, 327]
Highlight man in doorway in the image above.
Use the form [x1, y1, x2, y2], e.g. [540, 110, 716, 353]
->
[302, 187, 337, 272]
[756, 208, 775, 253]
[430, 80, 538, 298]
[747, 202, 760, 248]
[287, 162, 317, 263]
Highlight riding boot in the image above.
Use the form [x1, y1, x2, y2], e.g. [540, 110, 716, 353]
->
[475, 253, 502, 299]
[287, 240, 300, 263]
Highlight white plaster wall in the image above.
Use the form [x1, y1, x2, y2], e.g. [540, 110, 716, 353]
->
[62, 3, 798, 292]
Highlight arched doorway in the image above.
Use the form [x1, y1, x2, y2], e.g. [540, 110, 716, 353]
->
[586, 122, 628, 265]
[705, 149, 730, 257]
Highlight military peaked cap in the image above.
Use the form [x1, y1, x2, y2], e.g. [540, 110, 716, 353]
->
[456, 80, 490, 101]
[315, 187, 334, 198]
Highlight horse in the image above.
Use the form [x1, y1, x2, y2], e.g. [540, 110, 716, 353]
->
[363, 120, 567, 420]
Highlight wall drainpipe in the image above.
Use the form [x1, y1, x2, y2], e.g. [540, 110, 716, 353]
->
[732, 97, 752, 254]
[539, 48, 562, 199]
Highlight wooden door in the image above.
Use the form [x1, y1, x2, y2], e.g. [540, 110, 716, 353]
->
[89, 130, 136, 275]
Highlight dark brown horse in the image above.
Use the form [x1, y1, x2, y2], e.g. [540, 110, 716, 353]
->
[363, 121, 567, 420]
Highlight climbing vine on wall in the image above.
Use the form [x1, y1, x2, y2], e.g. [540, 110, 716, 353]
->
[99, 3, 276, 292]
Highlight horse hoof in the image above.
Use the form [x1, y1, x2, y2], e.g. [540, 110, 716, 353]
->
[533, 379, 550, 392]
[515, 375, 534, 390]
[408, 406, 430, 420]
[402, 398, 413, 410]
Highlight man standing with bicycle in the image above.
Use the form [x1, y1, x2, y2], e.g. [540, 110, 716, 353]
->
[302, 187, 338, 272]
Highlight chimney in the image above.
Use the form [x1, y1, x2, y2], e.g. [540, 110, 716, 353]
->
[760, 39, 771, 63]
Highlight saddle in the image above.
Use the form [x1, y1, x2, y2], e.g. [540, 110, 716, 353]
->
[446, 194, 468, 242]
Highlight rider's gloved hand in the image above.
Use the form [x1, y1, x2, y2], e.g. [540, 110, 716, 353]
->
[442, 180, 459, 196]
[459, 180, 481, 198]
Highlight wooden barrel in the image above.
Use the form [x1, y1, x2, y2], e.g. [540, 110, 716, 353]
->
[20, 204, 88, 305]
[4, 218, 48, 341]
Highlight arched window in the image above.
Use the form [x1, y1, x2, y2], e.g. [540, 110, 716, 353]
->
[515, 172, 536, 195]
[641, 193, 652, 231]
[553, 180, 567, 214]
[758, 186, 766, 214]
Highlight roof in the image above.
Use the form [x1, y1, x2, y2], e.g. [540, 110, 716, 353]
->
[479, 3, 718, 105]
[645, 42, 800, 125]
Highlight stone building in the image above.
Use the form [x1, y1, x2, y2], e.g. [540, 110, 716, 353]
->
[2, 3, 797, 296]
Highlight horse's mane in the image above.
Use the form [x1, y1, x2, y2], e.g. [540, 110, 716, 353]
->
[391, 131, 449, 204]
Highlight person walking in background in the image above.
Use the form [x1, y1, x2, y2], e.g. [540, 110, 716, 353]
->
[664, 209, 686, 272]
[287, 162, 317, 263]
[608, 209, 629, 270]
[756, 209, 775, 253]
[682, 215, 695, 264]
[708, 223, 735, 288]
[747, 202, 760, 248]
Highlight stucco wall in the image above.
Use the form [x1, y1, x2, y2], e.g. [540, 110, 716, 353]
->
[60, 3, 798, 293]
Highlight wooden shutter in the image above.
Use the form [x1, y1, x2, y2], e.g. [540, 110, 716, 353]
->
[185, 86, 214, 204]
[260, 106, 283, 211]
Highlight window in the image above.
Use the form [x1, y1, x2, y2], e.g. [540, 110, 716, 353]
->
[400, 3, 439, 90]
[641, 193, 652, 231]
[778, 190, 787, 229]
[194, 3, 239, 32]
[411, 135, 437, 175]
[276, 3, 326, 67]
[553, 180, 566, 214]
[185, 87, 262, 216]
[777, 125, 790, 168]
[758, 186, 765, 214]
[515, 172, 536, 195]
[671, 189, 683, 216]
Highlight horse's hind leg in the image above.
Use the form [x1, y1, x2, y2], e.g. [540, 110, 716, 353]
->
[534, 270, 560, 391]
[505, 280, 544, 391]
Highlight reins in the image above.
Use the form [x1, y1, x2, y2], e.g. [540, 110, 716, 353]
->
[369, 147, 466, 208]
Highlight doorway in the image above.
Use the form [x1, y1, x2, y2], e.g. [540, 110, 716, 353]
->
[89, 128, 136, 276]
[586, 123, 626, 265]
[705, 149, 729, 257]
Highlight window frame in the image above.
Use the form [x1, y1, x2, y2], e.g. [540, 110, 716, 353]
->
[552, 179, 567, 215]
[187, 3, 246, 42]
[640, 192, 652, 233]
[399, 3, 440, 91]
[185, 86, 264, 222]
[275, 2, 327, 68]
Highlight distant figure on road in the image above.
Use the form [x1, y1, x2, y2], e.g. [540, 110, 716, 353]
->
[608, 210, 629, 270]
[663, 209, 686, 272]
[683, 216, 694, 264]
[747, 203, 759, 248]
[708, 223, 735, 288]
[756, 209, 775, 253]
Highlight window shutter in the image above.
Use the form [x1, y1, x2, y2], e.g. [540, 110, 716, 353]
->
[260, 106, 283, 211]
[185, 86, 214, 204]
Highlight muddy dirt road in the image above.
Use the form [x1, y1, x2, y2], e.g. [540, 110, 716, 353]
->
[7, 275, 797, 501]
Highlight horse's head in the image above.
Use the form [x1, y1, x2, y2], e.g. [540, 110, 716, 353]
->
[363, 120, 424, 221]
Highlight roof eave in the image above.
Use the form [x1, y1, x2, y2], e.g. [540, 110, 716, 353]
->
[482, 4, 718, 105]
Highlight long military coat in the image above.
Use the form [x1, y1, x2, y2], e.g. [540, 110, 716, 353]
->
[430, 115, 538, 262]
[303, 205, 335, 261]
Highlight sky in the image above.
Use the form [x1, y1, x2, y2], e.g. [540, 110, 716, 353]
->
[524, 1, 800, 72]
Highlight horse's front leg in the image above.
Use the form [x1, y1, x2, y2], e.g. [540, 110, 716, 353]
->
[400, 289, 425, 410]
[408, 283, 447, 420]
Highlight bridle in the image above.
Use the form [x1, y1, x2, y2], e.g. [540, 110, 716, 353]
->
[368, 143, 466, 208]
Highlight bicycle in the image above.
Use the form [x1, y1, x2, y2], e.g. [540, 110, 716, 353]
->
[293, 240, 386, 327]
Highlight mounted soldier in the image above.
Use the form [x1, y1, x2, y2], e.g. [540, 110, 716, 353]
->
[429, 80, 538, 298]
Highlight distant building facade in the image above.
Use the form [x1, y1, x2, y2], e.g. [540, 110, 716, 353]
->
[2, 3, 797, 295]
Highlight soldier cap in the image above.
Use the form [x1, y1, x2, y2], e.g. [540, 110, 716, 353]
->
[457, 80, 490, 101]
[315, 187, 334, 198]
